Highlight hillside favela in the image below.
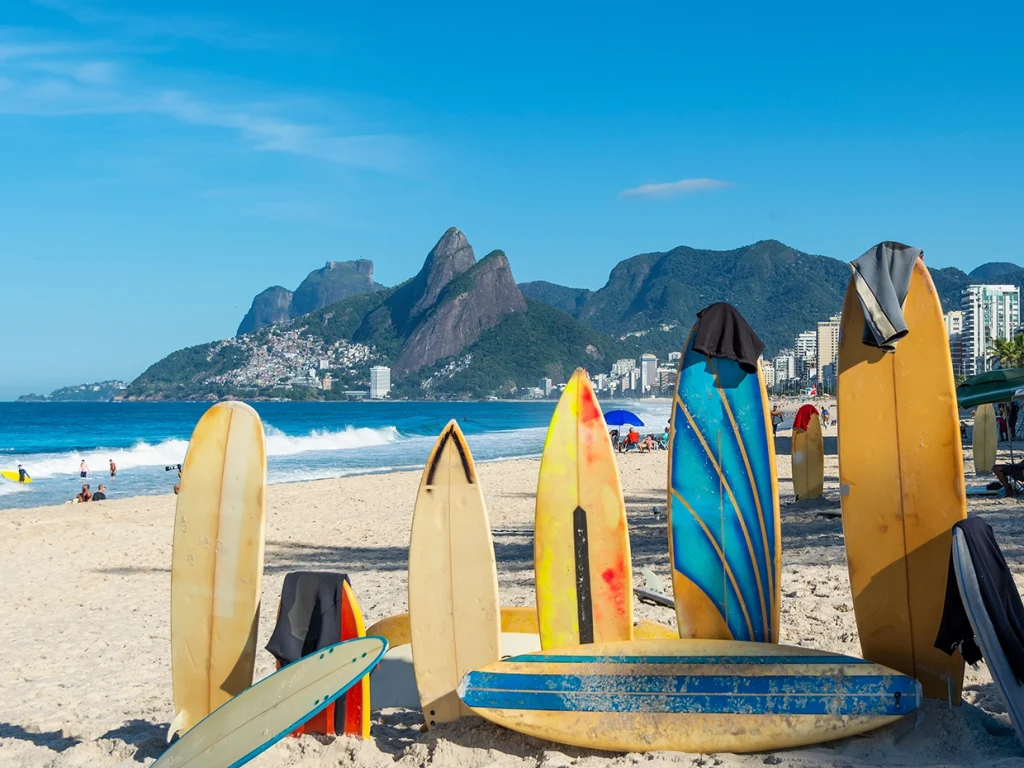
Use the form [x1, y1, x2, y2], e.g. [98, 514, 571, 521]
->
[4, 5, 1024, 768]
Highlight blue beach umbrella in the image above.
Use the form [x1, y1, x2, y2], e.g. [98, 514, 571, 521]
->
[603, 409, 644, 427]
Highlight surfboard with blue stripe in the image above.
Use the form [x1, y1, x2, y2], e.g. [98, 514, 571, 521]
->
[668, 325, 780, 643]
[457, 639, 921, 754]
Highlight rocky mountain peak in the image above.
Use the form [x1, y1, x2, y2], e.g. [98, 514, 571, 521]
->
[408, 227, 476, 318]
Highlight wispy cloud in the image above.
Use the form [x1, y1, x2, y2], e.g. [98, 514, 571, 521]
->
[0, 26, 408, 172]
[619, 178, 734, 198]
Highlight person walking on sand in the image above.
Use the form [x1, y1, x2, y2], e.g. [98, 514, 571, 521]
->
[770, 405, 784, 436]
[109, 459, 117, 478]
[80, 460, 88, 478]
[17, 464, 30, 483]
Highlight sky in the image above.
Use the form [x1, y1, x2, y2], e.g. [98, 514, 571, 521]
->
[1, 1, 1022, 399]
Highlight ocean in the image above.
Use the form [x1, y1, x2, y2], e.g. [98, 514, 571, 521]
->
[0, 399, 673, 510]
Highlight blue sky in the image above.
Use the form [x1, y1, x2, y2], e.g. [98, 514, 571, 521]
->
[1, 1, 1022, 399]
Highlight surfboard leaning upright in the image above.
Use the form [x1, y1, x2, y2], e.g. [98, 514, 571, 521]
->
[973, 403, 997, 475]
[792, 408, 824, 501]
[170, 401, 267, 739]
[535, 368, 632, 649]
[408, 421, 500, 728]
[668, 308, 781, 643]
[838, 256, 966, 701]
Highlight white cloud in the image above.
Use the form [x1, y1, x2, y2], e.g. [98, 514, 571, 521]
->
[619, 178, 734, 198]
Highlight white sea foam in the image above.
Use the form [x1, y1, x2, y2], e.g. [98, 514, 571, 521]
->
[0, 481, 31, 497]
[263, 424, 400, 456]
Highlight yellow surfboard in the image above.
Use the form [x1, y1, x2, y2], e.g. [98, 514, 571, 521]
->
[792, 410, 824, 500]
[0, 470, 31, 484]
[169, 401, 267, 739]
[973, 403, 997, 475]
[458, 638, 922, 754]
[535, 369, 632, 649]
[408, 421, 500, 728]
[838, 257, 966, 702]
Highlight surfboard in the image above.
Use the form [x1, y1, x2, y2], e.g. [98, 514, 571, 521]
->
[458, 638, 921, 754]
[668, 325, 781, 642]
[169, 401, 267, 740]
[408, 421, 500, 728]
[153, 637, 386, 768]
[366, 606, 539, 648]
[0, 470, 30, 484]
[952, 527, 1024, 746]
[838, 257, 967, 702]
[792, 409, 824, 500]
[973, 403, 997, 475]
[280, 580, 369, 739]
[536, 368, 632, 649]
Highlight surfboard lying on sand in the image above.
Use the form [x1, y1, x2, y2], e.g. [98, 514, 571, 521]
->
[169, 402, 267, 740]
[154, 637, 386, 768]
[458, 638, 921, 754]
[536, 369, 632, 649]
[838, 257, 966, 701]
[408, 421, 500, 728]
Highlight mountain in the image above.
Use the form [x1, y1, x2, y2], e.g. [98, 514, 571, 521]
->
[125, 231, 1024, 401]
[518, 281, 593, 314]
[523, 240, 850, 354]
[236, 259, 383, 334]
[18, 380, 129, 402]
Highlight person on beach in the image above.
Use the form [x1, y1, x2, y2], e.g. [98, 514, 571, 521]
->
[76, 484, 92, 503]
[173, 468, 182, 495]
[109, 459, 117, 478]
[80, 460, 88, 478]
[770, 406, 784, 436]
[998, 405, 1009, 442]
[1011, 402, 1021, 440]
[821, 406, 830, 426]
[610, 429, 620, 451]
[993, 460, 1024, 496]
[92, 484, 107, 501]
[17, 464, 29, 483]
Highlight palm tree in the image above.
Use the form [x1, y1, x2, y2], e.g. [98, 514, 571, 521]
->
[989, 334, 1024, 369]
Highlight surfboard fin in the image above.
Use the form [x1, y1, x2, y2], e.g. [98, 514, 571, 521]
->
[642, 566, 665, 595]
[167, 710, 187, 743]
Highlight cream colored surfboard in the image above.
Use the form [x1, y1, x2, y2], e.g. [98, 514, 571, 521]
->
[408, 421, 500, 728]
[535, 369, 632, 649]
[838, 257, 966, 701]
[973, 403, 997, 475]
[154, 637, 386, 767]
[792, 411, 824, 500]
[170, 401, 267, 740]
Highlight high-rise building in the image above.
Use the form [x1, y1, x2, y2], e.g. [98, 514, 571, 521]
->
[961, 285, 1021, 375]
[611, 359, 636, 377]
[794, 331, 817, 380]
[369, 366, 391, 399]
[539, 377, 553, 396]
[761, 359, 776, 389]
[773, 350, 796, 383]
[945, 310, 965, 376]
[656, 366, 676, 392]
[640, 353, 658, 393]
[668, 351, 682, 364]
[629, 368, 641, 393]
[816, 315, 841, 383]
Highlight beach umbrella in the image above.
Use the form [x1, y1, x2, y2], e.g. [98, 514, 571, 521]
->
[604, 409, 644, 427]
[956, 368, 1024, 409]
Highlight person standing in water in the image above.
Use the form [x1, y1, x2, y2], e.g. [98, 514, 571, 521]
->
[109, 459, 117, 478]
[80, 460, 88, 478]
[17, 464, 29, 483]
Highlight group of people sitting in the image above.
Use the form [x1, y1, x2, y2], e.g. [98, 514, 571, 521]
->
[75, 483, 108, 503]
[610, 427, 669, 453]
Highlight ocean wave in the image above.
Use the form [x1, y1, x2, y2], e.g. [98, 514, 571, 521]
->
[0, 481, 31, 496]
[263, 425, 400, 456]
[9, 438, 191, 479]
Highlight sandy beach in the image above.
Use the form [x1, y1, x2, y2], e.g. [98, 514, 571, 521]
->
[3, 418, 1024, 767]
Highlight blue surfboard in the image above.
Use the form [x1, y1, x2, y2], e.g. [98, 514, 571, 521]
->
[458, 639, 921, 753]
[668, 325, 780, 643]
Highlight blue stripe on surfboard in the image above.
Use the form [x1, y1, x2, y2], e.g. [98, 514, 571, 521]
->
[466, 672, 913, 696]
[507, 654, 870, 665]
[670, 335, 776, 642]
[460, 687, 918, 717]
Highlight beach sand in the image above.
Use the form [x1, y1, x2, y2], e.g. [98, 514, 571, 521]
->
[3, 421, 1024, 767]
